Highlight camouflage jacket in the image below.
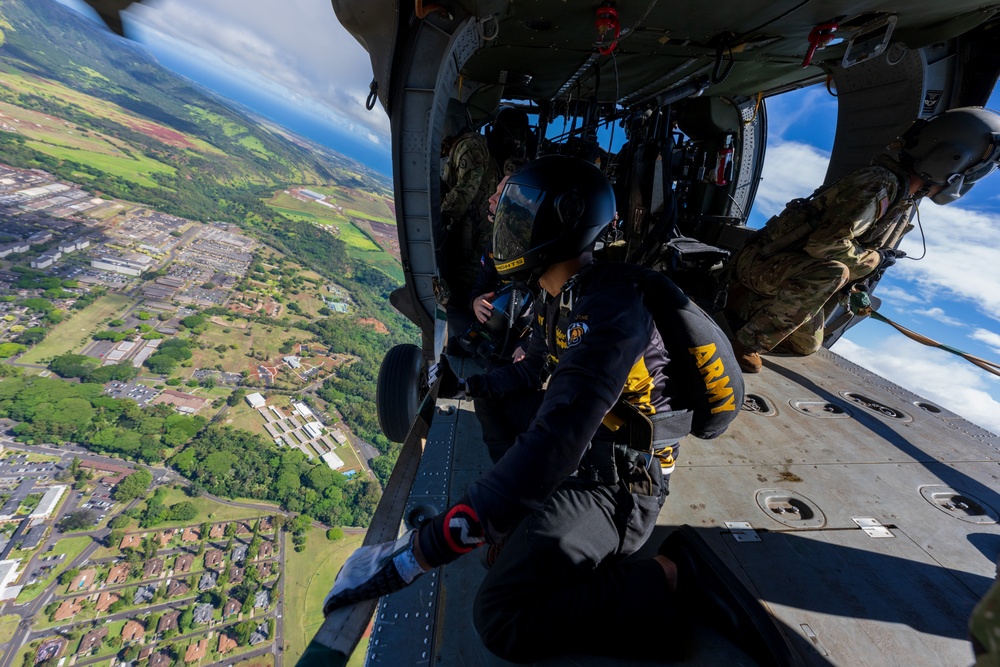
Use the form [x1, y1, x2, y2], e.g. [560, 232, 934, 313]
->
[441, 131, 498, 299]
[441, 131, 497, 233]
[756, 158, 913, 281]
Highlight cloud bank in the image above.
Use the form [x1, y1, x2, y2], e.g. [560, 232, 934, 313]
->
[122, 0, 390, 144]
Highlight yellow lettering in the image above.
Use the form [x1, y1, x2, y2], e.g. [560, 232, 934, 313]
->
[710, 395, 737, 413]
[705, 376, 734, 406]
[688, 343, 717, 368]
[700, 358, 725, 383]
[495, 257, 525, 272]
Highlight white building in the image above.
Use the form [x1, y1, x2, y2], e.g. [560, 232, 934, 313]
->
[31, 250, 62, 269]
[292, 402, 314, 419]
[282, 356, 301, 369]
[245, 392, 266, 409]
[28, 485, 67, 523]
[27, 231, 52, 245]
[304, 422, 324, 439]
[91, 257, 144, 276]
[0, 559, 22, 601]
[321, 452, 344, 470]
[330, 429, 348, 445]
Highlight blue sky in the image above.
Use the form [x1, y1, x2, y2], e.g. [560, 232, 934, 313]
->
[57, 0, 1000, 433]
[759, 87, 1000, 434]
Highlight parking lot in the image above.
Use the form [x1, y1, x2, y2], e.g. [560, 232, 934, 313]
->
[104, 381, 159, 405]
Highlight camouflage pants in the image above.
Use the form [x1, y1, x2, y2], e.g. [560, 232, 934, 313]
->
[731, 245, 849, 354]
[970, 559, 1000, 666]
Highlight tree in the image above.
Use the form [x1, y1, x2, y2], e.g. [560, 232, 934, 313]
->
[326, 527, 344, 540]
[108, 529, 125, 548]
[59, 568, 80, 585]
[113, 469, 153, 501]
[109, 515, 130, 529]
[178, 605, 194, 632]
[58, 510, 97, 531]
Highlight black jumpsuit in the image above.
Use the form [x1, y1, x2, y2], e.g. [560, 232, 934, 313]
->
[465, 262, 681, 662]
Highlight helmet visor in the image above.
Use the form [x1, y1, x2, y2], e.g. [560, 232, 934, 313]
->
[493, 183, 545, 270]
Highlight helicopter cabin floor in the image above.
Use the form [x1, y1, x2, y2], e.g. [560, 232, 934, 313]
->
[367, 349, 999, 666]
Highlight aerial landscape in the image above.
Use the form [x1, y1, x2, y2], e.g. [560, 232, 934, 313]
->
[0, 1, 410, 665]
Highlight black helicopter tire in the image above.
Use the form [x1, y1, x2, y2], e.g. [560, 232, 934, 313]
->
[376, 343, 427, 443]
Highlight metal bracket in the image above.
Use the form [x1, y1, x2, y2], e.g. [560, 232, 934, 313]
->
[852, 517, 894, 538]
[725, 521, 761, 542]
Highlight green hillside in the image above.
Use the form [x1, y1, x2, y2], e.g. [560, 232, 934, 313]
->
[0, 0, 416, 473]
[0, 0, 390, 221]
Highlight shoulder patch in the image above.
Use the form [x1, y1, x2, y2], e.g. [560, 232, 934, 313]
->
[567, 321, 589, 347]
[877, 193, 890, 218]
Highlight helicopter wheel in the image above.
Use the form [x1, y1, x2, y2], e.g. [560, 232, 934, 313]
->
[376, 343, 427, 443]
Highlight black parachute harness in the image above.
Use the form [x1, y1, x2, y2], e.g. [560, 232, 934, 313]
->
[541, 263, 744, 492]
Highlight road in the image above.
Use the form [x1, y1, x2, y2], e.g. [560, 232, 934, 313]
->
[0, 444, 289, 667]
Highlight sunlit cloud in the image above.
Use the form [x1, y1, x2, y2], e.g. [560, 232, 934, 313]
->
[121, 0, 390, 144]
[835, 337, 1000, 435]
[911, 307, 965, 327]
[874, 285, 923, 305]
[971, 328, 1000, 355]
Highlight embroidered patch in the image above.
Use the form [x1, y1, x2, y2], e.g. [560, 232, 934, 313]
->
[443, 504, 484, 553]
[567, 321, 589, 347]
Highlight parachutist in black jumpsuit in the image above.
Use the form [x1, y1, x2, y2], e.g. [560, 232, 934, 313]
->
[464, 261, 682, 660]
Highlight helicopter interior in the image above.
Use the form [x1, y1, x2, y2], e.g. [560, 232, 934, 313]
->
[326, 0, 1000, 364]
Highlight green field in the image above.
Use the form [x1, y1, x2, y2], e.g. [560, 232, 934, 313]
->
[143, 486, 272, 528]
[306, 185, 395, 223]
[24, 140, 175, 188]
[223, 401, 269, 437]
[284, 529, 367, 666]
[18, 293, 132, 364]
[186, 320, 313, 372]
[266, 198, 381, 252]
[16, 536, 92, 604]
[0, 615, 19, 645]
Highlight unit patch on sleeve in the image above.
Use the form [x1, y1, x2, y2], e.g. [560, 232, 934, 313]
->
[566, 321, 589, 347]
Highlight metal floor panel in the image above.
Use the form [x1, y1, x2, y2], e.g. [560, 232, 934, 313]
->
[370, 349, 997, 666]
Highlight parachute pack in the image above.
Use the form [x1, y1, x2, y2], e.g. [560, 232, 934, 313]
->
[583, 263, 745, 440]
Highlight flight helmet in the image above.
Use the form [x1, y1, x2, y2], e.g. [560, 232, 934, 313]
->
[895, 106, 1000, 204]
[492, 156, 616, 281]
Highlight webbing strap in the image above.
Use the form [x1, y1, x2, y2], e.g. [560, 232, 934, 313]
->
[867, 310, 1000, 378]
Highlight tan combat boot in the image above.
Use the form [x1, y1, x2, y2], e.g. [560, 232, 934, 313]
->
[732, 339, 762, 374]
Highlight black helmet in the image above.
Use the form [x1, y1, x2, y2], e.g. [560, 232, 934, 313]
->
[492, 156, 616, 280]
[895, 106, 1000, 205]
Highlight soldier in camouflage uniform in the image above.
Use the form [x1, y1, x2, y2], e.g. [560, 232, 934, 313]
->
[970, 557, 1000, 667]
[441, 125, 498, 341]
[728, 107, 1000, 373]
[727, 155, 912, 371]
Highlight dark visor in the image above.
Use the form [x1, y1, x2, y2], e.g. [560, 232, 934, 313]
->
[493, 184, 545, 263]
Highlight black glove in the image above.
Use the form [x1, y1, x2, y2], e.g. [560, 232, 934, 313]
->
[428, 356, 466, 399]
[323, 530, 426, 614]
[876, 248, 905, 270]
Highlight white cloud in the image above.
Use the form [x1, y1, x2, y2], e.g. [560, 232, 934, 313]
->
[122, 0, 390, 143]
[756, 139, 1000, 323]
[894, 204, 1000, 322]
[835, 337, 1000, 435]
[752, 141, 830, 222]
[971, 328, 1000, 355]
[911, 307, 965, 327]
[873, 285, 922, 305]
